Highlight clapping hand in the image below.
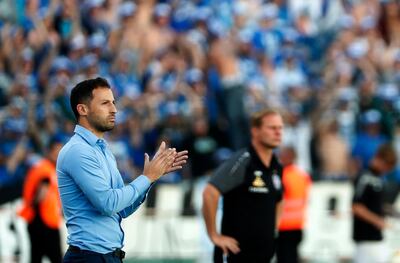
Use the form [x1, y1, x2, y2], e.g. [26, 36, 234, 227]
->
[165, 148, 188, 174]
[143, 141, 188, 182]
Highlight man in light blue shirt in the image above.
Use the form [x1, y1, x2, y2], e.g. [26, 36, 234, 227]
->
[57, 77, 188, 262]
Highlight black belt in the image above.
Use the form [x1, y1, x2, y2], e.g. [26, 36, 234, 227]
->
[68, 245, 126, 259]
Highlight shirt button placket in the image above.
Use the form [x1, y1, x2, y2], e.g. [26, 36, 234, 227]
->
[97, 139, 115, 187]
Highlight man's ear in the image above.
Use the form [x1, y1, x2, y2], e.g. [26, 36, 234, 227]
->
[77, 104, 88, 116]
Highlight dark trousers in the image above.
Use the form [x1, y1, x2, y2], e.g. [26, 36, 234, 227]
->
[213, 244, 274, 263]
[63, 248, 123, 263]
[276, 230, 303, 263]
[27, 215, 62, 263]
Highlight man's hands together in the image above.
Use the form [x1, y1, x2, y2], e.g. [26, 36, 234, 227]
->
[143, 141, 188, 182]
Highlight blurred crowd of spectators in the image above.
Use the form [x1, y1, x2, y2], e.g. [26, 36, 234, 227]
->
[0, 0, 399, 207]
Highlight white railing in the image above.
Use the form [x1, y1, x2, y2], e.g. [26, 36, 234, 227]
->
[1, 182, 400, 262]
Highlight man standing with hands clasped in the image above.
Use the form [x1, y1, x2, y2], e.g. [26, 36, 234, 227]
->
[202, 108, 284, 262]
[57, 77, 188, 262]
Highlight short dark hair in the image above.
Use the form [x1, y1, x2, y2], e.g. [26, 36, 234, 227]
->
[281, 145, 297, 158]
[375, 143, 397, 169]
[250, 108, 281, 128]
[48, 136, 64, 149]
[70, 77, 111, 121]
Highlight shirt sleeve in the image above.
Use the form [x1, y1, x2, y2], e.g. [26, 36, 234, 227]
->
[119, 176, 153, 218]
[209, 150, 250, 194]
[65, 144, 151, 216]
[353, 174, 370, 204]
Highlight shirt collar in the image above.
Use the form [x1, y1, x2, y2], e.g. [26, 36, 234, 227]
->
[74, 125, 107, 147]
[249, 144, 281, 169]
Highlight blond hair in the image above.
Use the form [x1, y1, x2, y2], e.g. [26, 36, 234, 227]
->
[250, 108, 281, 128]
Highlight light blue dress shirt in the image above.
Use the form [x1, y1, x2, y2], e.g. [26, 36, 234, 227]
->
[57, 125, 151, 253]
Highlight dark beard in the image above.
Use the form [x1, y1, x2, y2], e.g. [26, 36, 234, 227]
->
[88, 117, 115, 133]
[94, 123, 114, 132]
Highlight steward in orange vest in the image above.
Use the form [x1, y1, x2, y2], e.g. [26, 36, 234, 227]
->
[18, 139, 63, 263]
[277, 146, 311, 263]
[19, 158, 62, 229]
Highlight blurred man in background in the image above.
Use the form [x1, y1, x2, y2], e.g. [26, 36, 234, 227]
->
[202, 108, 284, 262]
[18, 138, 64, 263]
[352, 143, 397, 263]
[277, 145, 312, 263]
